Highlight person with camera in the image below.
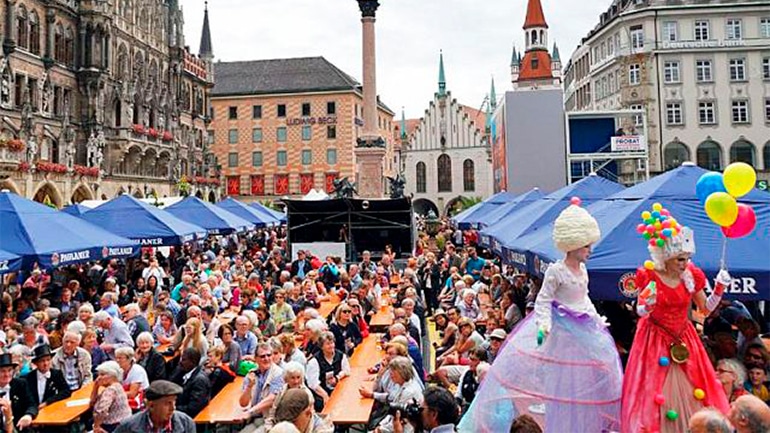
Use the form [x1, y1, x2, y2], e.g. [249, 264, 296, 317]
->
[392, 386, 460, 433]
[375, 356, 424, 433]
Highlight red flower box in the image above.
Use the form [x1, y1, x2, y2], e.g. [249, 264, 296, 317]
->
[6, 139, 25, 152]
[148, 128, 159, 138]
[36, 161, 68, 174]
[161, 131, 173, 142]
[132, 124, 145, 135]
[73, 165, 100, 177]
[17, 162, 30, 172]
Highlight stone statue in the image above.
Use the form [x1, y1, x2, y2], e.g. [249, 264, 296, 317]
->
[64, 140, 76, 169]
[26, 134, 38, 162]
[158, 110, 165, 130]
[333, 177, 358, 199]
[387, 173, 406, 199]
[86, 132, 98, 167]
[0, 57, 8, 105]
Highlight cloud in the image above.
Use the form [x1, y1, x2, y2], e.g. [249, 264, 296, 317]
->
[183, 0, 610, 119]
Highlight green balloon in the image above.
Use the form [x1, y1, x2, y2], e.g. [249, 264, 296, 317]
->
[656, 239, 665, 247]
[643, 232, 652, 240]
[666, 410, 678, 420]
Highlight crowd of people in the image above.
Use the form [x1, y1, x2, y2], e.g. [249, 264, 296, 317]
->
[0, 212, 768, 433]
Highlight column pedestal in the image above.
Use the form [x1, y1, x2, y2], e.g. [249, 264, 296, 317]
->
[355, 145, 385, 198]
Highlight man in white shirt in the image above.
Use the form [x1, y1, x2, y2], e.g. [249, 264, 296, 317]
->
[24, 344, 71, 409]
[401, 298, 422, 340]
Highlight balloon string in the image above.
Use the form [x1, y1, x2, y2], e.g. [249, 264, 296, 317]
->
[720, 235, 727, 270]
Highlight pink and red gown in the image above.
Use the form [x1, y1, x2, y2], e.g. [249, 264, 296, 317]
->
[621, 264, 729, 433]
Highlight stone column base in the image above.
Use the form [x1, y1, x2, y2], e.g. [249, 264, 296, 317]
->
[354, 144, 385, 198]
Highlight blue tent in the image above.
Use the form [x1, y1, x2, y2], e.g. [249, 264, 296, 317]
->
[82, 194, 207, 246]
[250, 202, 286, 224]
[526, 164, 770, 301]
[477, 189, 546, 249]
[0, 249, 22, 274]
[246, 202, 280, 226]
[216, 197, 271, 227]
[0, 191, 139, 269]
[451, 191, 518, 229]
[485, 174, 624, 260]
[61, 203, 90, 217]
[166, 197, 255, 235]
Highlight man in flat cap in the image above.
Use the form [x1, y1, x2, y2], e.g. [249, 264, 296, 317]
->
[114, 380, 195, 433]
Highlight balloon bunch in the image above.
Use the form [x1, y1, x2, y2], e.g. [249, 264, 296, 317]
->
[696, 162, 757, 239]
[636, 202, 679, 266]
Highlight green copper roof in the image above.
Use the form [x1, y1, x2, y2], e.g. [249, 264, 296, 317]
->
[552, 42, 561, 62]
[510, 45, 518, 67]
[400, 108, 407, 140]
[438, 50, 446, 96]
[490, 76, 497, 110]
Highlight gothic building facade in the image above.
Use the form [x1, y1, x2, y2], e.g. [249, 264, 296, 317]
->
[0, 0, 216, 207]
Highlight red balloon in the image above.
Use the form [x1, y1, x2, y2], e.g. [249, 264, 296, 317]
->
[646, 225, 655, 234]
[661, 220, 671, 229]
[722, 204, 757, 239]
[570, 196, 582, 206]
[636, 224, 646, 234]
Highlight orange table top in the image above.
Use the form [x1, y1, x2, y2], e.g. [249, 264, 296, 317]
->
[350, 334, 383, 368]
[370, 306, 394, 329]
[157, 343, 177, 362]
[318, 294, 342, 318]
[194, 377, 250, 425]
[33, 382, 94, 426]
[321, 367, 375, 425]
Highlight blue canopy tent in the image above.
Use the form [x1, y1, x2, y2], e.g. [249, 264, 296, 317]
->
[525, 164, 770, 301]
[0, 249, 22, 274]
[0, 191, 139, 269]
[246, 202, 280, 226]
[82, 194, 207, 246]
[250, 202, 286, 224]
[216, 197, 272, 228]
[61, 203, 90, 217]
[477, 189, 545, 248]
[166, 197, 255, 235]
[451, 191, 517, 229]
[486, 174, 624, 261]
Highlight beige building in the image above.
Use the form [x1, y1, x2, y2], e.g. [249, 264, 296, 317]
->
[564, 0, 770, 179]
[0, 0, 216, 207]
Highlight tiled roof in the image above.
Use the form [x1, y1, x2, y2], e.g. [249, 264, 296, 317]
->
[518, 51, 553, 81]
[524, 0, 549, 29]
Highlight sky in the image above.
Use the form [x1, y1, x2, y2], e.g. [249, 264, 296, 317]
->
[182, 0, 611, 119]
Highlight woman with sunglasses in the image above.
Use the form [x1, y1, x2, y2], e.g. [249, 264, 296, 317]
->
[329, 302, 362, 357]
[622, 209, 731, 433]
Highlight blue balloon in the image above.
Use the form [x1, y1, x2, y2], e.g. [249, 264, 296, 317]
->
[696, 172, 727, 205]
[651, 211, 661, 219]
[662, 228, 673, 237]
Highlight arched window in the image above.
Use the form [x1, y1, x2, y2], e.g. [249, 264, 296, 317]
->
[64, 27, 74, 66]
[54, 24, 63, 62]
[437, 154, 452, 192]
[28, 12, 40, 55]
[416, 162, 426, 193]
[764, 142, 770, 171]
[663, 141, 690, 170]
[531, 30, 538, 45]
[16, 6, 27, 50]
[697, 140, 722, 171]
[463, 159, 475, 192]
[730, 139, 755, 165]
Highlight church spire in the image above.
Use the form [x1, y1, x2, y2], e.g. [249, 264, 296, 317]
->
[199, 1, 213, 59]
[510, 45, 519, 67]
[438, 50, 446, 97]
[490, 76, 497, 110]
[400, 108, 408, 140]
[524, 0, 548, 29]
[552, 42, 561, 62]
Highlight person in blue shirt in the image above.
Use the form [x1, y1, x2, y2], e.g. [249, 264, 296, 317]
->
[462, 248, 485, 281]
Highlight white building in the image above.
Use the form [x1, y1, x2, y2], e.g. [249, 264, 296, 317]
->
[401, 53, 493, 216]
[564, 0, 770, 179]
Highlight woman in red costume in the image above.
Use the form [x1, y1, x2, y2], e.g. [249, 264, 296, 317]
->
[621, 212, 731, 433]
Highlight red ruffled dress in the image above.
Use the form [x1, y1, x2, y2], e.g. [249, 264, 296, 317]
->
[621, 264, 729, 433]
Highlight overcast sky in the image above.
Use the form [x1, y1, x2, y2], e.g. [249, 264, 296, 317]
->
[183, 0, 610, 119]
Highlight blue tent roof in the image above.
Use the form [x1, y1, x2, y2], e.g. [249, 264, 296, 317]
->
[61, 203, 90, 217]
[0, 192, 139, 269]
[250, 202, 286, 224]
[484, 174, 624, 257]
[0, 249, 22, 274]
[216, 198, 271, 227]
[477, 189, 546, 250]
[82, 194, 207, 246]
[166, 197, 255, 235]
[525, 164, 770, 301]
[246, 202, 280, 226]
[452, 191, 518, 229]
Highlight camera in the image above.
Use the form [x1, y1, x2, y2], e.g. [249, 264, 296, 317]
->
[388, 399, 423, 425]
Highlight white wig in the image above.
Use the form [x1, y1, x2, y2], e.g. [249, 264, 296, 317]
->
[552, 204, 600, 253]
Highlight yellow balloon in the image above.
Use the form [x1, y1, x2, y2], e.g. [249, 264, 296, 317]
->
[670, 220, 677, 229]
[704, 192, 739, 227]
[693, 388, 705, 400]
[723, 162, 757, 198]
[652, 203, 662, 212]
[641, 211, 651, 220]
[644, 260, 655, 270]
[654, 222, 662, 230]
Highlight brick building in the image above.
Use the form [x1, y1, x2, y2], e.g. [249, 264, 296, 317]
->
[210, 56, 396, 199]
[0, 0, 216, 207]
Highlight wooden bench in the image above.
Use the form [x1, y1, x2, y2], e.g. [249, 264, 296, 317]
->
[194, 377, 250, 426]
[321, 367, 376, 425]
[350, 334, 382, 368]
[32, 382, 94, 428]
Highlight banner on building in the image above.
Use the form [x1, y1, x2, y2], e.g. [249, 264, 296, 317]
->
[611, 135, 646, 152]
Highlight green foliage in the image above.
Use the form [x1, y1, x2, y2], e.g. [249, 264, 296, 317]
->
[449, 196, 483, 217]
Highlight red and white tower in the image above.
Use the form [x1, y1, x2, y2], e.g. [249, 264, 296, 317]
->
[512, 0, 562, 90]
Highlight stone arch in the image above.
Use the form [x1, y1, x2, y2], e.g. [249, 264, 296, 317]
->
[71, 183, 94, 204]
[696, 140, 722, 171]
[0, 178, 21, 195]
[663, 140, 690, 170]
[763, 141, 770, 171]
[132, 188, 144, 198]
[32, 181, 63, 208]
[142, 148, 157, 177]
[207, 190, 217, 203]
[195, 190, 203, 199]
[443, 196, 465, 218]
[730, 138, 756, 165]
[413, 198, 439, 217]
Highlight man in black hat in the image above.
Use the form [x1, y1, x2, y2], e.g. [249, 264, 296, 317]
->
[23, 344, 70, 408]
[0, 353, 37, 430]
[114, 380, 195, 433]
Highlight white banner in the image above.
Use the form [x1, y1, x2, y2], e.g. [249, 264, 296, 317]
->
[291, 242, 347, 261]
[611, 135, 646, 152]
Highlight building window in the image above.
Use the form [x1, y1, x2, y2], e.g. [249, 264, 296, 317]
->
[630, 25, 644, 50]
[227, 176, 240, 196]
[731, 100, 749, 124]
[252, 151, 263, 167]
[697, 141, 722, 171]
[726, 19, 742, 40]
[666, 103, 683, 125]
[277, 104, 286, 117]
[228, 152, 238, 167]
[327, 125, 336, 139]
[416, 162, 426, 193]
[326, 148, 337, 164]
[252, 128, 263, 143]
[531, 57, 539, 70]
[28, 12, 40, 55]
[301, 149, 312, 165]
[630, 104, 644, 127]
[437, 154, 452, 192]
[276, 127, 287, 142]
[663, 61, 680, 83]
[761, 18, 770, 38]
[694, 20, 710, 41]
[729, 58, 746, 81]
[327, 102, 336, 115]
[302, 125, 311, 141]
[462, 159, 475, 192]
[662, 21, 678, 42]
[276, 150, 287, 166]
[228, 129, 238, 144]
[696, 60, 713, 82]
[763, 58, 770, 80]
[207, 131, 214, 145]
[253, 105, 262, 119]
[766, 98, 770, 122]
[730, 140, 755, 165]
[664, 141, 690, 170]
[302, 103, 311, 117]
[228, 106, 238, 119]
[629, 64, 641, 85]
[698, 102, 716, 125]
